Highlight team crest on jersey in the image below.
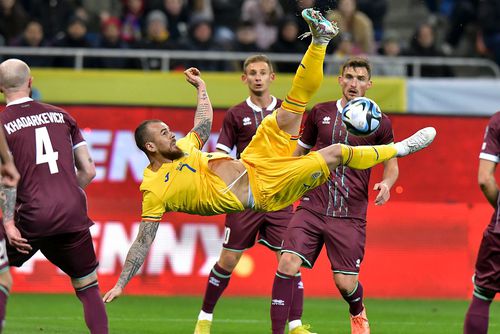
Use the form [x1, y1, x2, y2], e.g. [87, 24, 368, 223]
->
[322, 116, 331, 124]
[243, 117, 252, 126]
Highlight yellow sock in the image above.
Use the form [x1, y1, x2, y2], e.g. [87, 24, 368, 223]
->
[341, 144, 397, 170]
[281, 44, 327, 114]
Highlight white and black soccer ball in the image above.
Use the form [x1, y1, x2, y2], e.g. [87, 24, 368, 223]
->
[341, 97, 382, 136]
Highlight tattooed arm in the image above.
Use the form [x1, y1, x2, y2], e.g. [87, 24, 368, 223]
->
[184, 67, 213, 146]
[103, 221, 160, 303]
[0, 184, 31, 254]
[74, 145, 96, 189]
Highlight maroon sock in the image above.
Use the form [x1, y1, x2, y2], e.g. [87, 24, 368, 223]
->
[342, 281, 364, 316]
[0, 284, 9, 330]
[201, 263, 231, 314]
[288, 274, 304, 322]
[464, 295, 492, 334]
[270, 271, 295, 334]
[75, 282, 108, 334]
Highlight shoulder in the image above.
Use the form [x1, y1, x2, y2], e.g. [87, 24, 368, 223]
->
[227, 101, 250, 114]
[311, 101, 338, 115]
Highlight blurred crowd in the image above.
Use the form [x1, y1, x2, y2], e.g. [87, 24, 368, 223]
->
[0, 0, 499, 75]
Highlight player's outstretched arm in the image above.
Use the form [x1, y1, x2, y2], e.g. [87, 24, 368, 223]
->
[103, 221, 160, 303]
[184, 67, 213, 147]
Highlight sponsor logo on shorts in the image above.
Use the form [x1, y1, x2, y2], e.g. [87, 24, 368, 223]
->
[356, 259, 361, 268]
[272, 299, 285, 306]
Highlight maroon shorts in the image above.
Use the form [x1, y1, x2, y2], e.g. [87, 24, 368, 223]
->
[223, 206, 293, 251]
[282, 208, 366, 272]
[7, 229, 98, 279]
[473, 224, 500, 292]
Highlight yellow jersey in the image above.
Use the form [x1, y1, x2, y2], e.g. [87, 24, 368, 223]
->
[140, 132, 245, 221]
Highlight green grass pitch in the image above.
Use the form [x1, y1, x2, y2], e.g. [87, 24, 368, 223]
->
[5, 294, 499, 333]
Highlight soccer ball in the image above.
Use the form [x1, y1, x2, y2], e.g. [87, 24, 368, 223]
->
[341, 97, 382, 136]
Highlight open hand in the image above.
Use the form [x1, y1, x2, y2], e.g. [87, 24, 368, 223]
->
[4, 220, 31, 254]
[373, 182, 390, 205]
[103, 286, 123, 303]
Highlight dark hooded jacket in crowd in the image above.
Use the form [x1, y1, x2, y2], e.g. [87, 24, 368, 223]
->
[404, 26, 454, 77]
[178, 18, 229, 71]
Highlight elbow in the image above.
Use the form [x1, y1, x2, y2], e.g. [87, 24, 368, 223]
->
[82, 165, 97, 182]
[478, 171, 491, 189]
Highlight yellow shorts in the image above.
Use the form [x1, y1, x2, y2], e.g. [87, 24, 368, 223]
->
[240, 110, 330, 211]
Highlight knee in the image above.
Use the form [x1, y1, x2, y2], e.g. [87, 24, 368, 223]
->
[218, 251, 243, 272]
[0, 271, 12, 291]
[334, 274, 358, 295]
[318, 144, 343, 169]
[277, 252, 302, 275]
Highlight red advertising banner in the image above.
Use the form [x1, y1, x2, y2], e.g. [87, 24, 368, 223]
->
[9, 106, 493, 298]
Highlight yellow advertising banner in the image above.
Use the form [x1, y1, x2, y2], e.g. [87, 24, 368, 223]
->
[1, 69, 407, 112]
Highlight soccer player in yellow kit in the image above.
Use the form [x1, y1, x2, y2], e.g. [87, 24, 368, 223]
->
[103, 9, 436, 306]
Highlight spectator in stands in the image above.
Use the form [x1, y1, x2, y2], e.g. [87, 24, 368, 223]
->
[29, 0, 76, 42]
[211, 0, 244, 45]
[153, 0, 190, 42]
[53, 17, 93, 68]
[0, 0, 29, 45]
[241, 0, 284, 50]
[79, 0, 122, 23]
[188, 0, 213, 21]
[92, 17, 133, 69]
[231, 21, 262, 53]
[478, 0, 500, 66]
[180, 17, 228, 71]
[356, 0, 387, 41]
[404, 22, 454, 77]
[135, 10, 177, 70]
[443, 0, 479, 56]
[270, 15, 308, 73]
[121, 0, 145, 45]
[327, 0, 375, 54]
[373, 32, 406, 76]
[11, 20, 53, 67]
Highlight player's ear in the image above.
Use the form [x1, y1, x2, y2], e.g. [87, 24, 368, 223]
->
[269, 72, 276, 81]
[241, 73, 247, 84]
[145, 141, 156, 153]
[28, 77, 33, 88]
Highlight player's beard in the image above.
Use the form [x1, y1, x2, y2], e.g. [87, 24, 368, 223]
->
[161, 145, 184, 161]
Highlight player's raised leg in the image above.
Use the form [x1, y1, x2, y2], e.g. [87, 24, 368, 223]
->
[276, 8, 339, 135]
[319, 127, 437, 171]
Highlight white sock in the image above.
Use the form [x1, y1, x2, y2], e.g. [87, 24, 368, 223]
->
[289, 319, 303, 331]
[198, 310, 213, 321]
[393, 142, 407, 156]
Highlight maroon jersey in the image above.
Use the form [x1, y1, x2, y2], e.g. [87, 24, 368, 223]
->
[0, 99, 93, 238]
[479, 111, 500, 234]
[216, 96, 281, 158]
[298, 99, 394, 219]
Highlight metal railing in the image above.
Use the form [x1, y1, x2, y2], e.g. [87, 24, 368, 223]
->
[1, 46, 499, 77]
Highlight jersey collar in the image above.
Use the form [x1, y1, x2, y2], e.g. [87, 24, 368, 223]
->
[246, 96, 277, 112]
[7, 97, 34, 107]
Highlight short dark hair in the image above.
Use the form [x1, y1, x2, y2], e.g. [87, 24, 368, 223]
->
[341, 57, 372, 79]
[135, 119, 162, 153]
[243, 54, 274, 74]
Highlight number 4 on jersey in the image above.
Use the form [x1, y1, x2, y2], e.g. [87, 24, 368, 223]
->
[35, 127, 59, 174]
